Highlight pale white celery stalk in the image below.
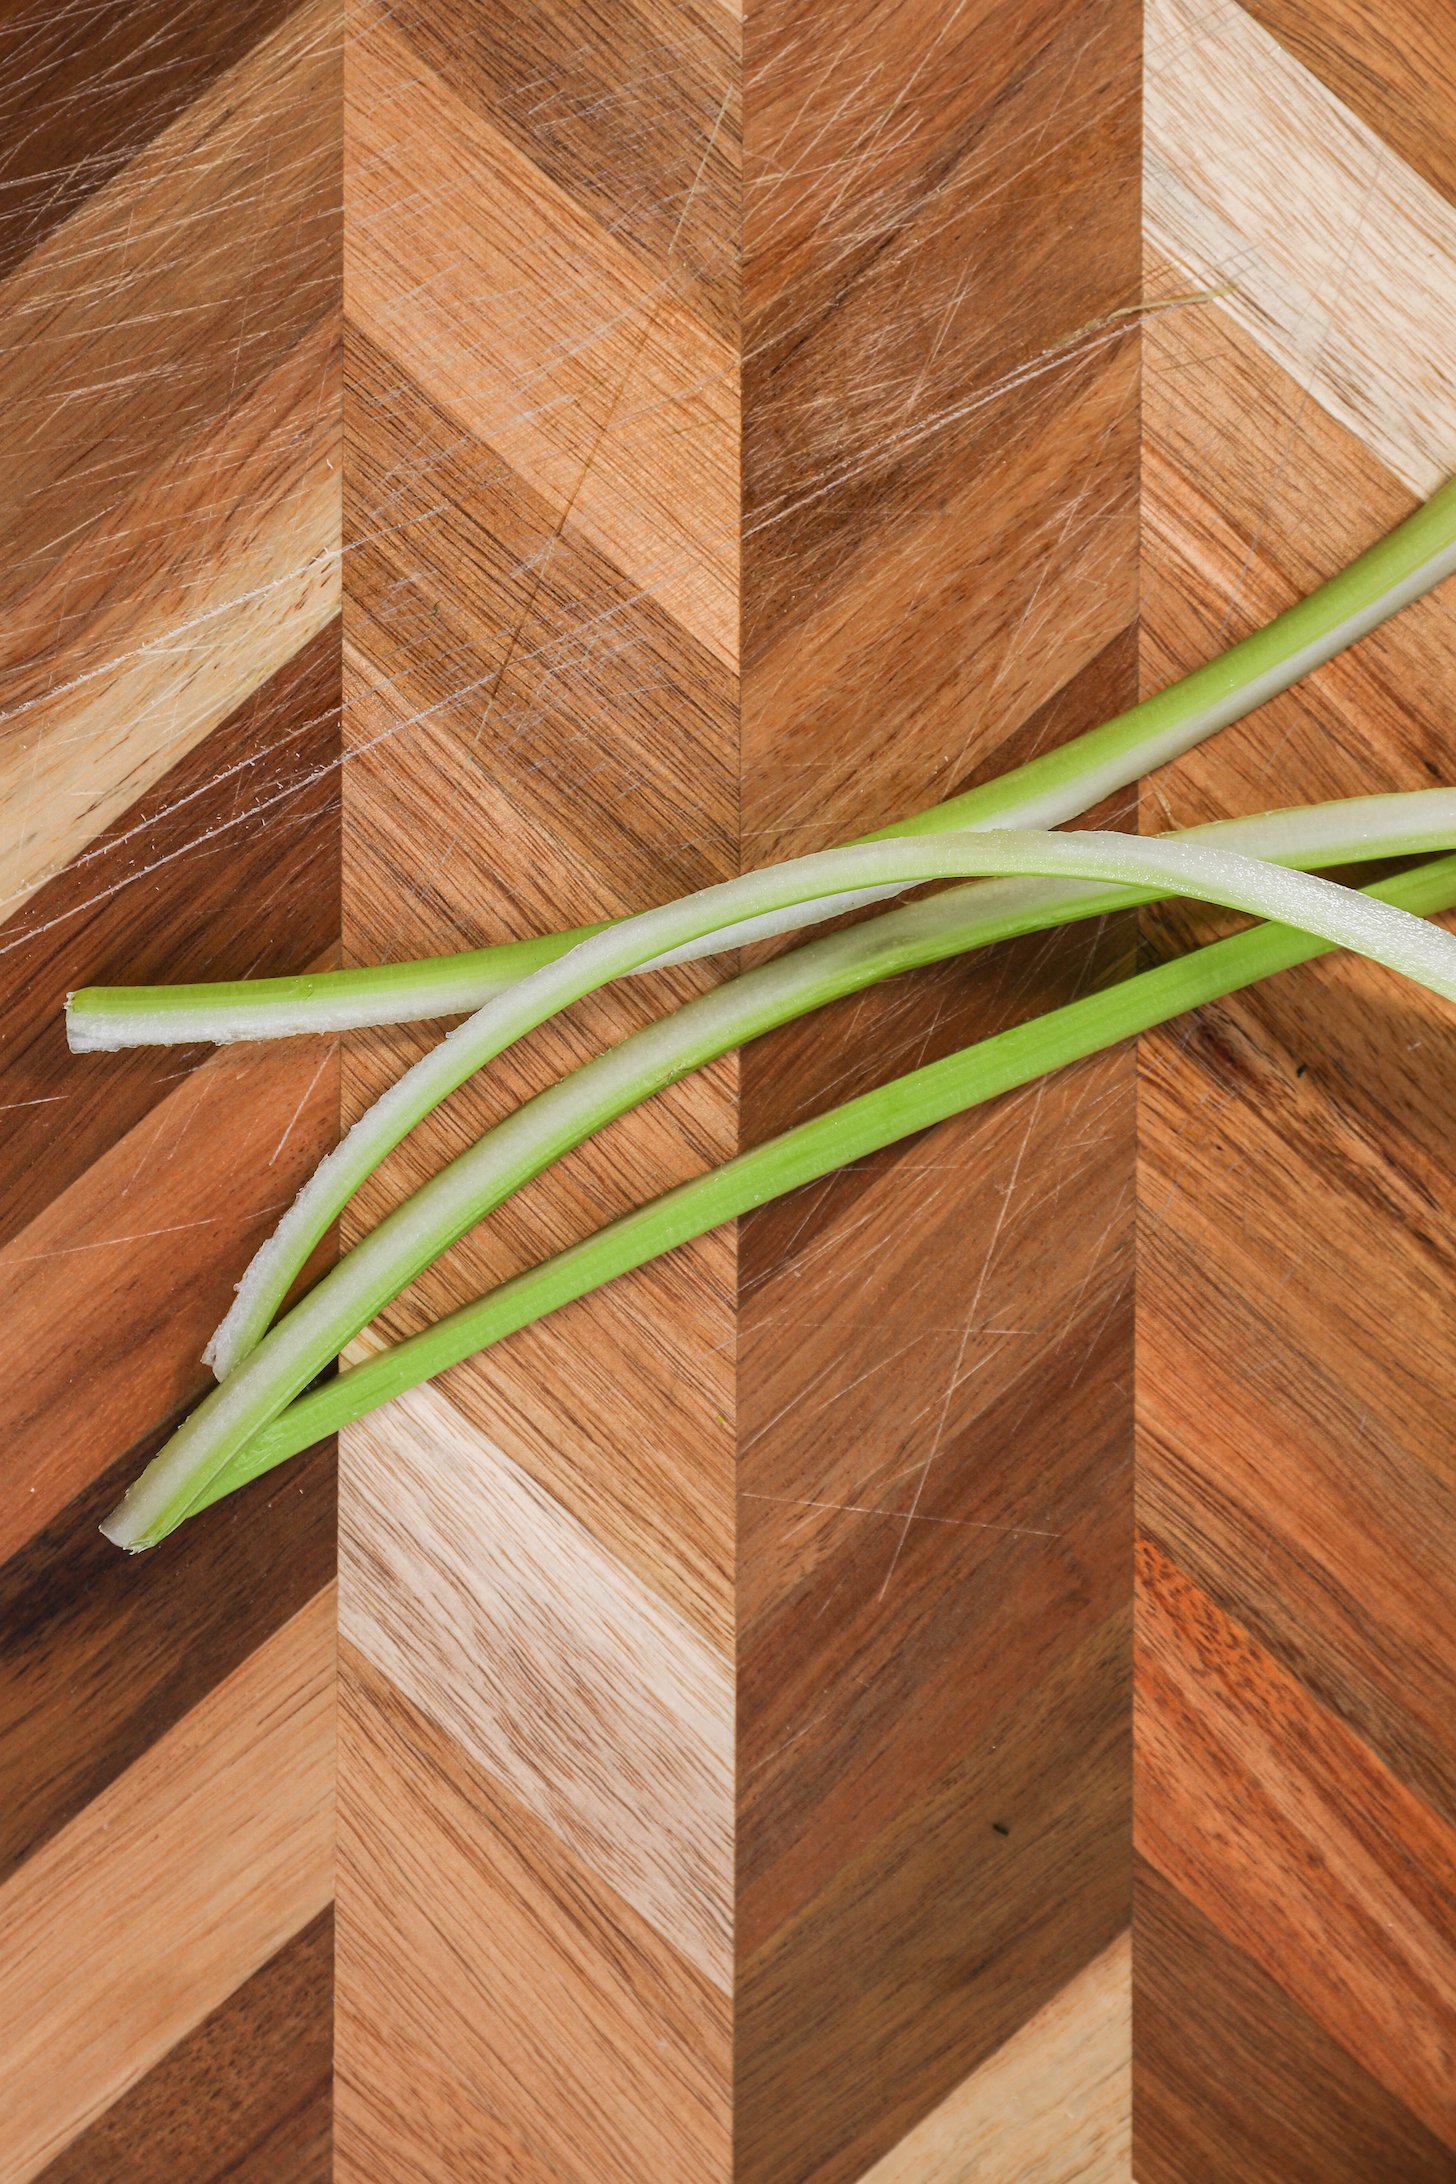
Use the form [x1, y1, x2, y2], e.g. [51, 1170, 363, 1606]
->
[66, 476, 1456, 1052]
[102, 826, 1456, 1549]
[206, 788, 1456, 1380]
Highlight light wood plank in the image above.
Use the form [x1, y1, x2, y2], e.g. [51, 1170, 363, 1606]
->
[341, 1380, 732, 1988]
[859, 1934, 1130, 2184]
[0, 1585, 334, 2182]
[338, 1647, 730, 2182]
[1145, 0, 1456, 495]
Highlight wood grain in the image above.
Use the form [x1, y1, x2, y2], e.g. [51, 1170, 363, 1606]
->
[0, 313, 340, 916]
[1136, 21, 1456, 2162]
[1146, 0, 1456, 495]
[36, 1910, 335, 2184]
[1241, 0, 1456, 213]
[1137, 1542, 1456, 2146]
[1135, 1861, 1456, 2184]
[0, 0, 305, 281]
[338, 0, 737, 2168]
[342, 1381, 732, 1988]
[0, 0, 340, 920]
[0, 1585, 334, 2182]
[735, 0, 1140, 2174]
[0, 622, 340, 1246]
[0, 0, 341, 2169]
[347, 2, 737, 662]
[338, 1648, 730, 2183]
[0, 1033, 339, 1561]
[10, 0, 1456, 2172]
[860, 1934, 1131, 2184]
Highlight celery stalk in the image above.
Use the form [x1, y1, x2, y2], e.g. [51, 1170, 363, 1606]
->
[67, 478, 1456, 1052]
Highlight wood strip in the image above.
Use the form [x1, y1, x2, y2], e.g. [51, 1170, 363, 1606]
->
[1145, 0, 1456, 495]
[0, 1585, 335, 2183]
[36, 1909, 334, 2184]
[346, 2, 737, 663]
[339, 1647, 730, 2183]
[0, 2, 342, 2169]
[735, 0, 1140, 2169]
[861, 1934, 1130, 2184]
[1136, 1540, 1456, 2151]
[1136, 144, 1456, 2165]
[338, 0, 737, 2161]
[1135, 1861, 1455, 2184]
[0, 0, 304, 282]
[0, 620, 340, 1248]
[341, 1381, 732, 1988]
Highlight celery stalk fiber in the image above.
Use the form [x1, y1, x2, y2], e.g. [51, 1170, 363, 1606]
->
[187, 852, 1456, 1520]
[208, 789, 1456, 1378]
[102, 830, 1456, 1548]
[67, 477, 1456, 1052]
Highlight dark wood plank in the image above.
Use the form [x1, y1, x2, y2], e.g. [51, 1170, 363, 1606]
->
[0, 621, 341, 1248]
[37, 1908, 333, 2183]
[739, 1295, 1132, 2182]
[0, 0, 303, 282]
[0, 1425, 335, 1884]
[1135, 1860, 1456, 2184]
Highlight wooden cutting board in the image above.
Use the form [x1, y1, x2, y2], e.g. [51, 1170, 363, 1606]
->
[1, 1, 1454, 2178]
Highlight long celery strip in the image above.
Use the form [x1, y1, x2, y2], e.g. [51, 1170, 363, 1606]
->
[185, 851, 1456, 1522]
[103, 831, 1456, 1548]
[207, 789, 1456, 1377]
[68, 478, 1456, 1052]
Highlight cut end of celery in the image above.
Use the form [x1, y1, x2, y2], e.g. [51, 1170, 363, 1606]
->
[98, 1496, 152, 1552]
[64, 992, 112, 1054]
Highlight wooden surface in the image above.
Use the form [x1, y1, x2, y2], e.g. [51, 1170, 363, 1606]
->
[337, 0, 738, 2172]
[2, 0, 1455, 2178]
[1137, 0, 1456, 2168]
[735, 2, 1140, 2177]
[0, 2, 341, 2177]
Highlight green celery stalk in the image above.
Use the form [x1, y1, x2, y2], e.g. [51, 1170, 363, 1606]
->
[102, 831, 1456, 1549]
[206, 789, 1456, 1379]
[67, 477, 1456, 1052]
[186, 851, 1456, 1520]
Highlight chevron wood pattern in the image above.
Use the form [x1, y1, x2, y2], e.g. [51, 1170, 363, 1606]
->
[0, 1, 342, 2176]
[4, 0, 1455, 2178]
[335, 0, 738, 2173]
[1137, 0, 1456, 2171]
